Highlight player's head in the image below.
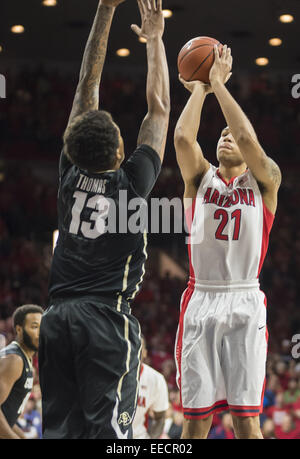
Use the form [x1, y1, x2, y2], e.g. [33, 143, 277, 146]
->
[12, 305, 43, 353]
[63, 110, 125, 173]
[217, 126, 245, 167]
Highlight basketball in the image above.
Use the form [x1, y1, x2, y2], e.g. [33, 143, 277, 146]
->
[178, 36, 223, 84]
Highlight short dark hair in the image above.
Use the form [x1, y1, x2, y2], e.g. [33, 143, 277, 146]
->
[12, 305, 43, 329]
[63, 110, 120, 172]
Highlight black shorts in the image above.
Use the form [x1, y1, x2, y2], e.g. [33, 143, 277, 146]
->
[38, 295, 141, 439]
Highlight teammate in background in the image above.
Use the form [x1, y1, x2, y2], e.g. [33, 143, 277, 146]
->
[39, 0, 170, 439]
[174, 45, 281, 439]
[0, 305, 43, 439]
[132, 335, 169, 439]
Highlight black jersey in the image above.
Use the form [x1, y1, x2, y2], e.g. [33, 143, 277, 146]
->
[48, 144, 161, 303]
[0, 341, 33, 427]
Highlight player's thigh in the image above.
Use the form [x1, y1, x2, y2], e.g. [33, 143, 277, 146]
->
[39, 304, 85, 438]
[39, 304, 77, 394]
[178, 290, 226, 411]
[221, 290, 267, 411]
[70, 302, 141, 437]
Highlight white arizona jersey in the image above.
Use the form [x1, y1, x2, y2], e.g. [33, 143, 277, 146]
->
[132, 363, 169, 439]
[174, 165, 275, 419]
[186, 165, 274, 286]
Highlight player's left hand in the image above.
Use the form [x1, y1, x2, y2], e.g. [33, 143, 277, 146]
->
[178, 74, 213, 95]
[100, 0, 126, 7]
[131, 0, 165, 40]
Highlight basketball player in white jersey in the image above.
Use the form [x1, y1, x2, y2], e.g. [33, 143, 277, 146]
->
[174, 45, 281, 439]
[132, 336, 169, 439]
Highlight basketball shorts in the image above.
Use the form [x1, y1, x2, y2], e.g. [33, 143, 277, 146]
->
[175, 281, 268, 419]
[38, 295, 141, 439]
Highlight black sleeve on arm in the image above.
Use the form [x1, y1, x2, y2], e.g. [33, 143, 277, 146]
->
[122, 144, 162, 199]
[59, 149, 73, 179]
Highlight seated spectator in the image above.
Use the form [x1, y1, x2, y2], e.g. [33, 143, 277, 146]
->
[283, 378, 300, 406]
[22, 398, 42, 439]
[275, 413, 300, 439]
[161, 403, 183, 439]
[261, 419, 276, 439]
[16, 399, 42, 439]
[265, 392, 289, 427]
[291, 396, 300, 428]
[273, 360, 290, 391]
[208, 413, 235, 440]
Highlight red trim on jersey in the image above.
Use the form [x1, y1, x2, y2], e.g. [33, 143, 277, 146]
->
[258, 200, 275, 276]
[229, 404, 262, 410]
[176, 198, 196, 408]
[184, 400, 228, 413]
[229, 404, 262, 417]
[144, 412, 149, 430]
[216, 169, 237, 187]
[259, 294, 269, 413]
[140, 364, 144, 378]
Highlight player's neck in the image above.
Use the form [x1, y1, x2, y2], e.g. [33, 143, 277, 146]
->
[218, 163, 247, 183]
[16, 339, 34, 361]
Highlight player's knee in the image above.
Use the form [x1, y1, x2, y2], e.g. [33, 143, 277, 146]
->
[232, 415, 262, 439]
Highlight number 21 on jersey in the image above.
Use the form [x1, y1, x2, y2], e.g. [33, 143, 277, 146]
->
[214, 209, 241, 241]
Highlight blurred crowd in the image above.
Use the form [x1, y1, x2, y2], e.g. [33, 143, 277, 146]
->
[0, 66, 300, 438]
[0, 65, 299, 166]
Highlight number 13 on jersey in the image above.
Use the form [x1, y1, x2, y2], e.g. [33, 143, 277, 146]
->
[69, 191, 111, 239]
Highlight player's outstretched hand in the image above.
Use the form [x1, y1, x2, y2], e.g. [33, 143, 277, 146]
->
[178, 74, 213, 95]
[100, 0, 125, 7]
[131, 0, 165, 40]
[209, 44, 233, 88]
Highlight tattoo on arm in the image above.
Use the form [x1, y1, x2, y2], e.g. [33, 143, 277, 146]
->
[261, 156, 282, 188]
[137, 114, 168, 158]
[68, 4, 115, 126]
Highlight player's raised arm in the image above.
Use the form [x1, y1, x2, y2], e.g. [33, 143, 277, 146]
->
[66, 0, 125, 129]
[174, 77, 211, 190]
[131, 0, 170, 162]
[210, 45, 282, 214]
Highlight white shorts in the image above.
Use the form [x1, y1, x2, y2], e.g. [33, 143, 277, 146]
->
[175, 281, 268, 419]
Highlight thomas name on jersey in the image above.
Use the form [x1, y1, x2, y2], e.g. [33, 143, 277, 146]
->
[203, 187, 256, 208]
[76, 174, 107, 194]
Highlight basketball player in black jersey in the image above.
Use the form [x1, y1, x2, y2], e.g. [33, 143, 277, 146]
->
[0, 305, 43, 439]
[38, 0, 170, 439]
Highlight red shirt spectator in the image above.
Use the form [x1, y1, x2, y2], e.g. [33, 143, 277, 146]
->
[265, 392, 289, 426]
[275, 414, 300, 439]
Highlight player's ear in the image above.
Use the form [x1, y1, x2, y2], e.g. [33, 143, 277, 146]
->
[15, 324, 22, 337]
[115, 147, 122, 161]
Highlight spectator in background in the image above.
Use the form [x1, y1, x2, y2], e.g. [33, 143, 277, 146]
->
[208, 413, 235, 440]
[273, 360, 290, 391]
[261, 419, 276, 439]
[275, 413, 300, 439]
[290, 395, 300, 428]
[17, 398, 42, 439]
[132, 336, 169, 440]
[283, 379, 300, 406]
[161, 402, 183, 440]
[265, 392, 289, 428]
